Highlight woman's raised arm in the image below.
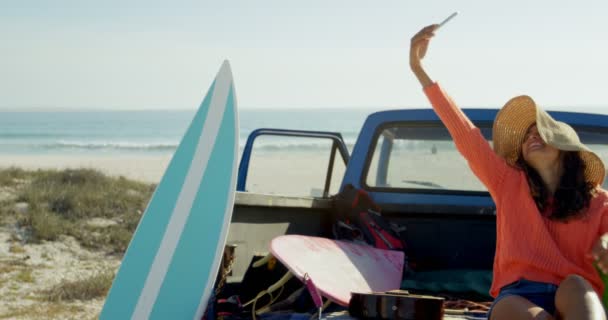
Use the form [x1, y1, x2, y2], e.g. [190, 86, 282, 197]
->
[408, 24, 511, 198]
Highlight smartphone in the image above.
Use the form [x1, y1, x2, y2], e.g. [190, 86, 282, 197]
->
[437, 11, 458, 30]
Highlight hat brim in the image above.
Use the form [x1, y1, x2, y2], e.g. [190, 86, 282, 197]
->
[492, 95, 605, 186]
[492, 95, 537, 165]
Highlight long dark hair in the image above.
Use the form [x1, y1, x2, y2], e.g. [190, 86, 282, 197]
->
[517, 151, 595, 221]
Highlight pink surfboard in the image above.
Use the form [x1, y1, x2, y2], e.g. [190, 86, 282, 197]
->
[269, 235, 404, 306]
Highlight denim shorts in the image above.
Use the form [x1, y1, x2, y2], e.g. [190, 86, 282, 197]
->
[488, 279, 558, 319]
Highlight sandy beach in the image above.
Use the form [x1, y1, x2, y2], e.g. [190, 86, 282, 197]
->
[0, 149, 525, 197]
[0, 229, 121, 319]
[0, 152, 349, 195]
[0, 154, 173, 184]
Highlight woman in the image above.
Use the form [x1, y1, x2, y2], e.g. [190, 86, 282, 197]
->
[410, 24, 608, 320]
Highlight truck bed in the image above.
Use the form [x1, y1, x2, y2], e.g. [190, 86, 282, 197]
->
[222, 192, 493, 319]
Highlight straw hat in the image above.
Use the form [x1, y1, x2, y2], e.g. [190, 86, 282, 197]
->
[492, 95, 606, 187]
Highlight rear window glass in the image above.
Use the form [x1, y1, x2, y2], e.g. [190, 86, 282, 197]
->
[365, 124, 608, 192]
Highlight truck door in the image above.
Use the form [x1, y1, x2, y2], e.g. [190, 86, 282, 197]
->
[237, 129, 349, 198]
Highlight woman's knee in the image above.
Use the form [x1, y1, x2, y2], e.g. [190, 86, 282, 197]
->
[556, 274, 595, 303]
[557, 275, 593, 292]
[555, 274, 604, 317]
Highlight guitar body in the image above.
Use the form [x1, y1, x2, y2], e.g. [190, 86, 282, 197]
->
[349, 290, 445, 320]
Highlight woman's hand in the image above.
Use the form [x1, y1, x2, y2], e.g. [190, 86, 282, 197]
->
[410, 24, 439, 88]
[591, 233, 608, 274]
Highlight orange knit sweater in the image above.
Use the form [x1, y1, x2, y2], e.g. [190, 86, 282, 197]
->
[424, 83, 608, 298]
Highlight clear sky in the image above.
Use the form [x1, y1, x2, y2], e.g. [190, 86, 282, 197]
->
[2, 0, 608, 111]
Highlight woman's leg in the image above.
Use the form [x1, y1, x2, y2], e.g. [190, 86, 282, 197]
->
[554, 274, 605, 320]
[490, 295, 554, 320]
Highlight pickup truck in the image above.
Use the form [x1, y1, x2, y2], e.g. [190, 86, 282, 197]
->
[220, 108, 608, 319]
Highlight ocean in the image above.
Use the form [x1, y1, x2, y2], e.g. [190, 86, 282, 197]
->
[0, 109, 373, 156]
[1, 109, 606, 161]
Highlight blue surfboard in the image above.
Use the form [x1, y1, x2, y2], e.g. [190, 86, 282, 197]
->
[100, 60, 238, 320]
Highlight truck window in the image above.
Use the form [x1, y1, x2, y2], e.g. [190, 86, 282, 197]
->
[366, 124, 608, 192]
[365, 125, 490, 192]
[244, 135, 346, 197]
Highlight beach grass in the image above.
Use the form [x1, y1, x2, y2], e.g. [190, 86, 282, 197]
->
[42, 270, 115, 302]
[0, 167, 31, 187]
[0, 167, 154, 254]
[0, 304, 87, 320]
[15, 268, 35, 283]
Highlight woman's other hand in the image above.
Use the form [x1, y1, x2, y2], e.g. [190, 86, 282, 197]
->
[591, 233, 608, 274]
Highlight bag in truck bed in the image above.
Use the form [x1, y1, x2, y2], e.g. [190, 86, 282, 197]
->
[332, 184, 408, 252]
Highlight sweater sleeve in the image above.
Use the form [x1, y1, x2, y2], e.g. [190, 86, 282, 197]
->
[423, 83, 509, 198]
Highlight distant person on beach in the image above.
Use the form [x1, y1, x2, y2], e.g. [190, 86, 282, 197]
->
[410, 24, 608, 319]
